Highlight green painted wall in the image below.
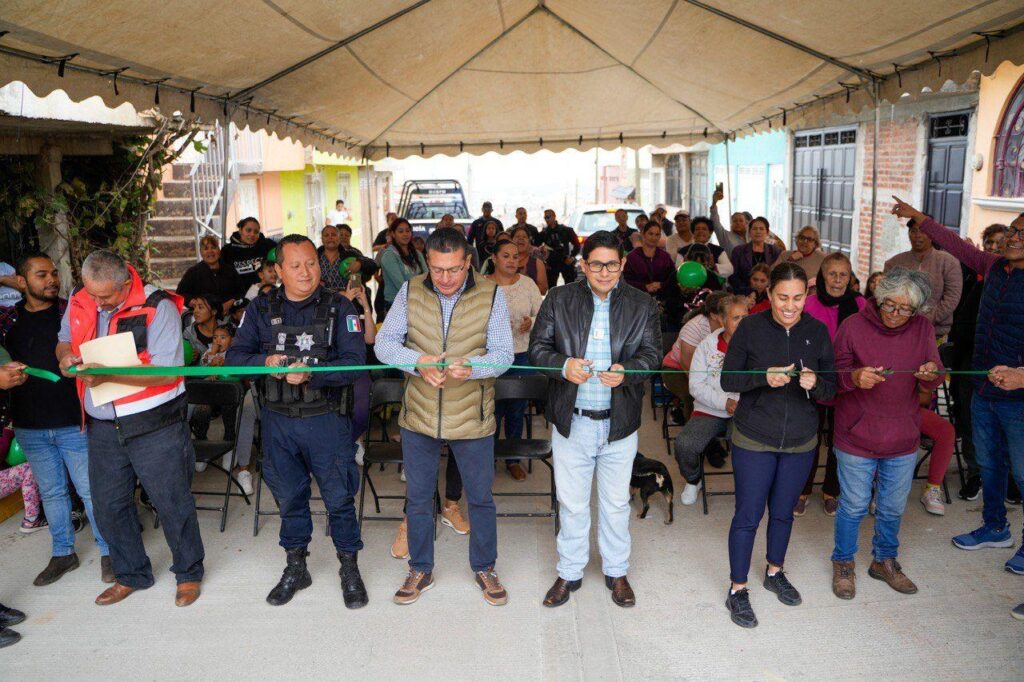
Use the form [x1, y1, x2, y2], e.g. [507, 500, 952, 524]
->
[279, 170, 306, 236]
[278, 163, 363, 242]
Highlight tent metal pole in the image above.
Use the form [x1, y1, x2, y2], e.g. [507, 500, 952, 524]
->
[724, 136, 733, 217]
[219, 119, 232, 243]
[867, 81, 880, 274]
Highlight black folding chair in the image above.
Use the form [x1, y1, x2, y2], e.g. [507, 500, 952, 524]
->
[357, 378, 439, 535]
[698, 438, 734, 515]
[493, 375, 559, 533]
[186, 380, 251, 532]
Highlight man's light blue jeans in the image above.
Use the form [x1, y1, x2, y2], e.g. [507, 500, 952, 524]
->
[16, 426, 109, 557]
[552, 415, 638, 581]
[832, 448, 916, 563]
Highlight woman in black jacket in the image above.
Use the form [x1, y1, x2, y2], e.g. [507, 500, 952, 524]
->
[220, 216, 277, 297]
[719, 261, 836, 629]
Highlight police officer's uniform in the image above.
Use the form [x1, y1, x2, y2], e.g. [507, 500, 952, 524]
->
[227, 286, 367, 607]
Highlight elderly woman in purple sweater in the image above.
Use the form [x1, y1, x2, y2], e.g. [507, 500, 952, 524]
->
[829, 267, 943, 601]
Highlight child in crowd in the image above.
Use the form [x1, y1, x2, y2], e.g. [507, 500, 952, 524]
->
[747, 263, 770, 311]
[0, 461, 44, 534]
[201, 324, 234, 368]
[245, 260, 278, 300]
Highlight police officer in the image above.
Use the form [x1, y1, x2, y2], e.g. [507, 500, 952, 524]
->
[227, 234, 368, 608]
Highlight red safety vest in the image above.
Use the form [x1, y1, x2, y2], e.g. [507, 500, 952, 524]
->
[68, 265, 184, 418]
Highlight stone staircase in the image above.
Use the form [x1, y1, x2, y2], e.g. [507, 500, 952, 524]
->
[148, 163, 199, 288]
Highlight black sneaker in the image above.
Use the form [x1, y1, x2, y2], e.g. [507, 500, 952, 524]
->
[763, 569, 802, 606]
[725, 588, 758, 628]
[958, 476, 981, 502]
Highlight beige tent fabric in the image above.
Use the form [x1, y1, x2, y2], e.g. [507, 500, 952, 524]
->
[1, 0, 1023, 158]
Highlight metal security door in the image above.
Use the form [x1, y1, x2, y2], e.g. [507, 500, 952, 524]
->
[924, 112, 969, 230]
[791, 128, 856, 254]
[687, 152, 708, 216]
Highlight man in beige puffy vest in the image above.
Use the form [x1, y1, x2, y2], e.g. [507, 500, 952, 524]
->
[376, 227, 514, 606]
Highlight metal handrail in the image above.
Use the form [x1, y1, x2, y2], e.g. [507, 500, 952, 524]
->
[189, 121, 239, 256]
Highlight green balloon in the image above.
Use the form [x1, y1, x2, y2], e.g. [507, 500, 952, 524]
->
[182, 339, 195, 365]
[338, 257, 355, 279]
[676, 260, 708, 288]
[6, 438, 25, 466]
[266, 247, 277, 264]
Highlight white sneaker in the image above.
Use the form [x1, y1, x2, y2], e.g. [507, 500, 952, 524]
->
[920, 485, 945, 515]
[194, 462, 208, 473]
[354, 442, 365, 467]
[680, 481, 702, 505]
[237, 470, 254, 496]
[400, 467, 406, 482]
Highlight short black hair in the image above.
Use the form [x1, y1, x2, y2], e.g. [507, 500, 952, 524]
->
[335, 199, 344, 206]
[15, 252, 53, 277]
[690, 216, 712, 233]
[425, 226, 469, 256]
[769, 260, 808, 290]
[581, 230, 623, 260]
[276, 234, 314, 259]
[214, 323, 236, 337]
[336, 223, 352, 235]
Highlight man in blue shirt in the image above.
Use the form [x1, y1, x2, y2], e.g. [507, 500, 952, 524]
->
[530, 230, 661, 609]
[228, 234, 369, 609]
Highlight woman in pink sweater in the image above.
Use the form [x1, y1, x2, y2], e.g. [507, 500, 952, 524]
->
[797, 253, 866, 516]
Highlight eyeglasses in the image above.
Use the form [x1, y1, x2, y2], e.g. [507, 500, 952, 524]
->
[584, 260, 622, 273]
[428, 264, 467, 277]
[879, 300, 916, 317]
[796, 235, 817, 243]
[1006, 226, 1024, 239]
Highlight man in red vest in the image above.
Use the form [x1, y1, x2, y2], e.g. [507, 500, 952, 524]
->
[56, 250, 205, 607]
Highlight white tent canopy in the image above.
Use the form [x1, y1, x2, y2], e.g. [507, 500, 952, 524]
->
[1, 0, 1023, 159]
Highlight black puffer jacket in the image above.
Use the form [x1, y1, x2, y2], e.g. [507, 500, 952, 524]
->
[721, 309, 837, 450]
[220, 231, 277, 295]
[529, 279, 661, 442]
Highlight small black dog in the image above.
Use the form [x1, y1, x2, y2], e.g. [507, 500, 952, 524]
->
[630, 453, 674, 524]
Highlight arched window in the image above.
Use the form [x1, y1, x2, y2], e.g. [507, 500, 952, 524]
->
[993, 76, 1024, 197]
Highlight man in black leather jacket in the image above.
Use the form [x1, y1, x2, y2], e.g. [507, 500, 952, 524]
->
[529, 230, 660, 609]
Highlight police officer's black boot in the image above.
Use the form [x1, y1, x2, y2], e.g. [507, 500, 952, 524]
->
[337, 551, 368, 609]
[266, 548, 312, 606]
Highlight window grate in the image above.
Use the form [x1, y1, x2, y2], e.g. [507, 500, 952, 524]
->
[930, 113, 969, 139]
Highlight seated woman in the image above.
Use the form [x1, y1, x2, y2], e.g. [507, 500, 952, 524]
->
[182, 294, 222, 365]
[829, 267, 943, 600]
[728, 216, 781, 293]
[775, 226, 827, 282]
[673, 295, 748, 504]
[680, 217, 733, 278]
[662, 291, 730, 421]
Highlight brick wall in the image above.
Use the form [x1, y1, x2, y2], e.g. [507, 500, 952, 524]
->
[854, 117, 923, 280]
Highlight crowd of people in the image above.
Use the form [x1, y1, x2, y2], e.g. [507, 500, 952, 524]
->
[0, 192, 1021, 648]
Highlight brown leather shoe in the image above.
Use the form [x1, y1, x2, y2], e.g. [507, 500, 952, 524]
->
[175, 582, 202, 607]
[507, 463, 527, 481]
[394, 570, 434, 605]
[832, 560, 856, 600]
[95, 583, 136, 606]
[868, 559, 918, 594]
[543, 577, 582, 607]
[605, 575, 636, 607]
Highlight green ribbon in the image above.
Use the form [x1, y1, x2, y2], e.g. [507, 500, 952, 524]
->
[22, 367, 61, 383]
[66, 363, 993, 378]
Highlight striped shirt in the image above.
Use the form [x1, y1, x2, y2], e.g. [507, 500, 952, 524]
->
[573, 285, 614, 410]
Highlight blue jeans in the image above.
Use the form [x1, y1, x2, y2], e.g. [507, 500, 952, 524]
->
[832, 449, 917, 562]
[552, 415, 638, 581]
[972, 393, 1024, 535]
[16, 426, 108, 557]
[88, 417, 205, 588]
[728, 445, 816, 584]
[401, 428, 497, 573]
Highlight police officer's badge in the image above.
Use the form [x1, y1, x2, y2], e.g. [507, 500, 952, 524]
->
[295, 332, 315, 352]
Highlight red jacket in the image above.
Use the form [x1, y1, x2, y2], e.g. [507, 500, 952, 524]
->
[68, 265, 183, 414]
